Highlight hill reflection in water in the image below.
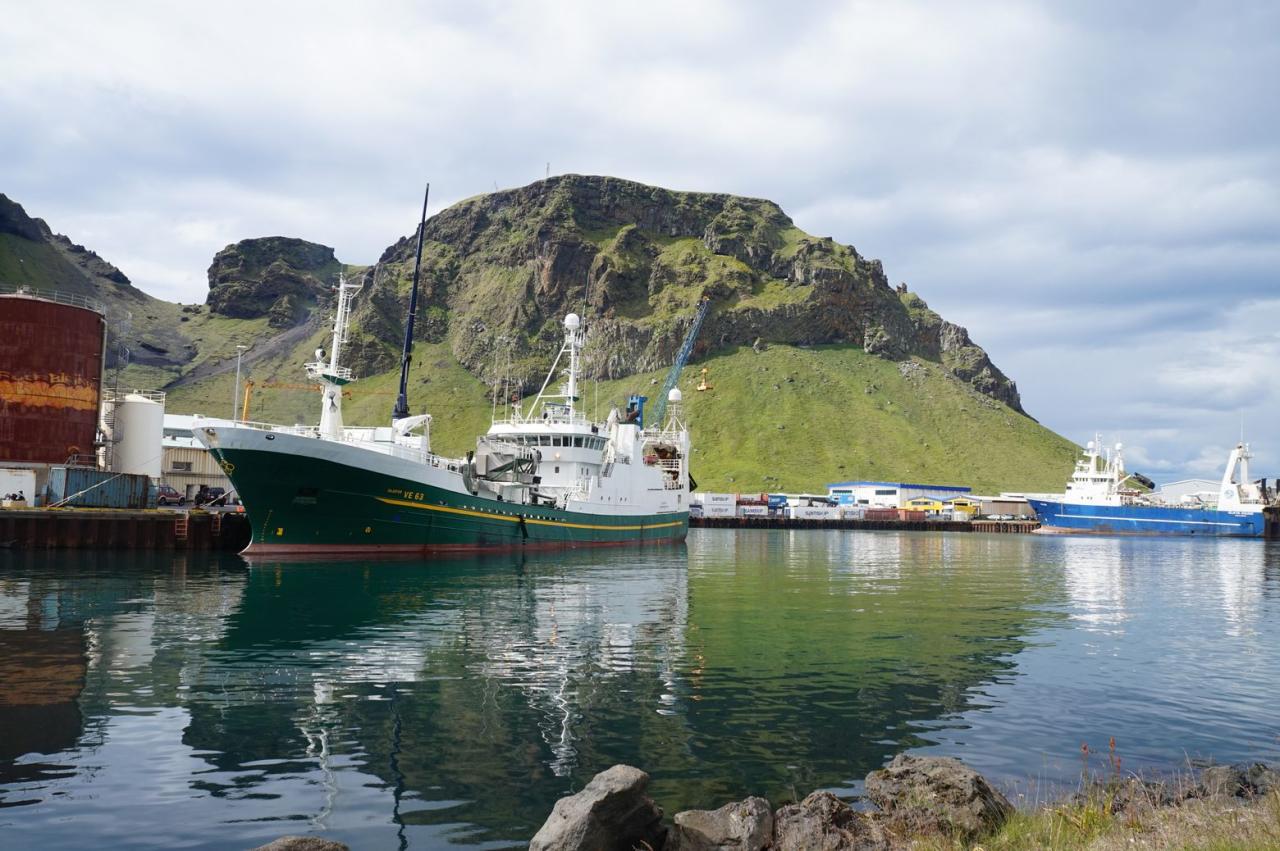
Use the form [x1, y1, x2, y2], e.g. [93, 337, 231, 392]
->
[1, 533, 1278, 850]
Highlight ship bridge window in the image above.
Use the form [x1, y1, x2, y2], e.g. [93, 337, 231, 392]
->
[574, 437, 583, 448]
[539, 436, 550, 446]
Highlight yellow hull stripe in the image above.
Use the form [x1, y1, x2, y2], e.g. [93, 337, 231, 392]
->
[375, 496, 685, 531]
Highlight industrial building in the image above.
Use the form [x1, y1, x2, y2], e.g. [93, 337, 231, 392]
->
[1, 286, 165, 508]
[162, 414, 234, 499]
[826, 480, 972, 508]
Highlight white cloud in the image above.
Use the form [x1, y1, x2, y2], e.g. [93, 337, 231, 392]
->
[1, 0, 1277, 481]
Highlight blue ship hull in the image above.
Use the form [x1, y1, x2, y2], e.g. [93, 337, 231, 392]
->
[1028, 499, 1265, 537]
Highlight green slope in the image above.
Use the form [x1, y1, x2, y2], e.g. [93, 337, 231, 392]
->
[164, 324, 1076, 494]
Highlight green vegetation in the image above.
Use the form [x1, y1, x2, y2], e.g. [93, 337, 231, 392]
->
[165, 329, 1076, 493]
[914, 790, 1280, 850]
[587, 343, 1078, 493]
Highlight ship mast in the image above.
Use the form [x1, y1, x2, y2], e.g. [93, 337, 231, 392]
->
[393, 183, 430, 423]
[307, 274, 361, 440]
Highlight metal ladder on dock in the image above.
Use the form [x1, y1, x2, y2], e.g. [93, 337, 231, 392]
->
[173, 512, 189, 543]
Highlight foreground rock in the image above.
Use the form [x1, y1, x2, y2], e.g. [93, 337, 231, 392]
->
[1195, 762, 1280, 799]
[864, 754, 1013, 841]
[529, 764, 666, 851]
[773, 791, 888, 851]
[671, 796, 773, 851]
[252, 837, 348, 851]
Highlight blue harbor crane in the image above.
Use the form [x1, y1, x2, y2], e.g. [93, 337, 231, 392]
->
[634, 296, 711, 428]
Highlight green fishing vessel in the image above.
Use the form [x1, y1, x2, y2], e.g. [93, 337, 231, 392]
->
[194, 188, 695, 556]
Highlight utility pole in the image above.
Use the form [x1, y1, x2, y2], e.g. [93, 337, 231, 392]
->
[233, 344, 248, 421]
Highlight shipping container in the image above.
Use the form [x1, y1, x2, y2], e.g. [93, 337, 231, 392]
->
[45, 466, 156, 509]
[767, 494, 788, 508]
[703, 504, 736, 518]
[0, 468, 37, 503]
[738, 505, 770, 517]
[864, 508, 900, 522]
[839, 505, 866, 520]
[689, 504, 704, 518]
[897, 509, 926, 522]
[703, 493, 735, 505]
[789, 506, 840, 520]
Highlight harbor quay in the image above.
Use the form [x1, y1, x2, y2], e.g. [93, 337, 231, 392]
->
[0, 508, 250, 551]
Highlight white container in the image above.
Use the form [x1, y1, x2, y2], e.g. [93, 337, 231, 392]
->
[789, 506, 839, 520]
[703, 504, 736, 518]
[112, 391, 166, 478]
[0, 468, 36, 503]
[704, 493, 735, 505]
[738, 505, 769, 517]
[839, 506, 865, 520]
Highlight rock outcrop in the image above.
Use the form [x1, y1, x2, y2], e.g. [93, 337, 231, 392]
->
[528, 764, 667, 851]
[206, 237, 342, 327]
[863, 754, 1013, 841]
[671, 796, 773, 851]
[251, 837, 349, 851]
[354, 175, 1024, 411]
[773, 791, 888, 850]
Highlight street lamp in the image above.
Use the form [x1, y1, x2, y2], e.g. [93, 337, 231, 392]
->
[233, 345, 248, 421]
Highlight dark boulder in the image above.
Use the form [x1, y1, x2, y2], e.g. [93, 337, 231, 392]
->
[529, 764, 667, 851]
[863, 755, 1012, 841]
[251, 836, 348, 851]
[671, 796, 773, 851]
[1195, 763, 1280, 799]
[773, 790, 888, 850]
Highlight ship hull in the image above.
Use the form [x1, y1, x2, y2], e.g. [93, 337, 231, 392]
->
[200, 427, 688, 556]
[1028, 499, 1265, 537]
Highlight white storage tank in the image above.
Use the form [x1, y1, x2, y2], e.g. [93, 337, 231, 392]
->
[113, 391, 166, 478]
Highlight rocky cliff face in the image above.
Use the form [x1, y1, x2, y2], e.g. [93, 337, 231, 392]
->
[350, 175, 1023, 412]
[0, 193, 187, 369]
[206, 237, 342, 328]
[1, 193, 134, 291]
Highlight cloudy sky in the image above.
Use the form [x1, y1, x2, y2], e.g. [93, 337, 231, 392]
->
[3, 1, 1277, 482]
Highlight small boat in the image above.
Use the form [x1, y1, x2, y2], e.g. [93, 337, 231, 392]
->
[1028, 436, 1273, 537]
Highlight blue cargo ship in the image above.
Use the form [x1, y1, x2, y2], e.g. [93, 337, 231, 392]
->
[1029, 436, 1272, 537]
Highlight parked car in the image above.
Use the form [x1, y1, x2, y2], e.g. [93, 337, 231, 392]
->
[201, 487, 228, 507]
[156, 485, 186, 506]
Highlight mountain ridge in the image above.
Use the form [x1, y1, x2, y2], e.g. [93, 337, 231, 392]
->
[0, 180, 1078, 491]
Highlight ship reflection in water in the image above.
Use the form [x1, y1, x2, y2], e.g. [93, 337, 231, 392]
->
[1, 534, 1279, 850]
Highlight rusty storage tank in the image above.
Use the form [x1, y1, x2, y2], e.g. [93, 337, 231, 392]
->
[0, 288, 107, 464]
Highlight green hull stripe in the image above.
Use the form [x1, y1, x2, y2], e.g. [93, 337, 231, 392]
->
[377, 496, 686, 531]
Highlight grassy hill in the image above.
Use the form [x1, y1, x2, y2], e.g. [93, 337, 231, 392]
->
[3, 181, 1079, 494]
[164, 325, 1077, 493]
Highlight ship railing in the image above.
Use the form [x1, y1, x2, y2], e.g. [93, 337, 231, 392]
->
[209, 418, 467, 472]
[1, 284, 106, 315]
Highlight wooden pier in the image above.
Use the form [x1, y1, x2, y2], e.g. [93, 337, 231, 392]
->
[0, 509, 250, 551]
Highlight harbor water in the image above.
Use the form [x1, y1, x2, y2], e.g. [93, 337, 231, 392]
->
[2, 530, 1279, 849]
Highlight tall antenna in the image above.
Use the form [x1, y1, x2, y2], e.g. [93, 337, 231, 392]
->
[392, 183, 430, 422]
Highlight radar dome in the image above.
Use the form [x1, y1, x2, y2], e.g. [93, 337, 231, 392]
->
[1115, 442, 1123, 452]
[1087, 440, 1095, 450]
[668, 388, 682, 402]
[564, 313, 581, 330]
